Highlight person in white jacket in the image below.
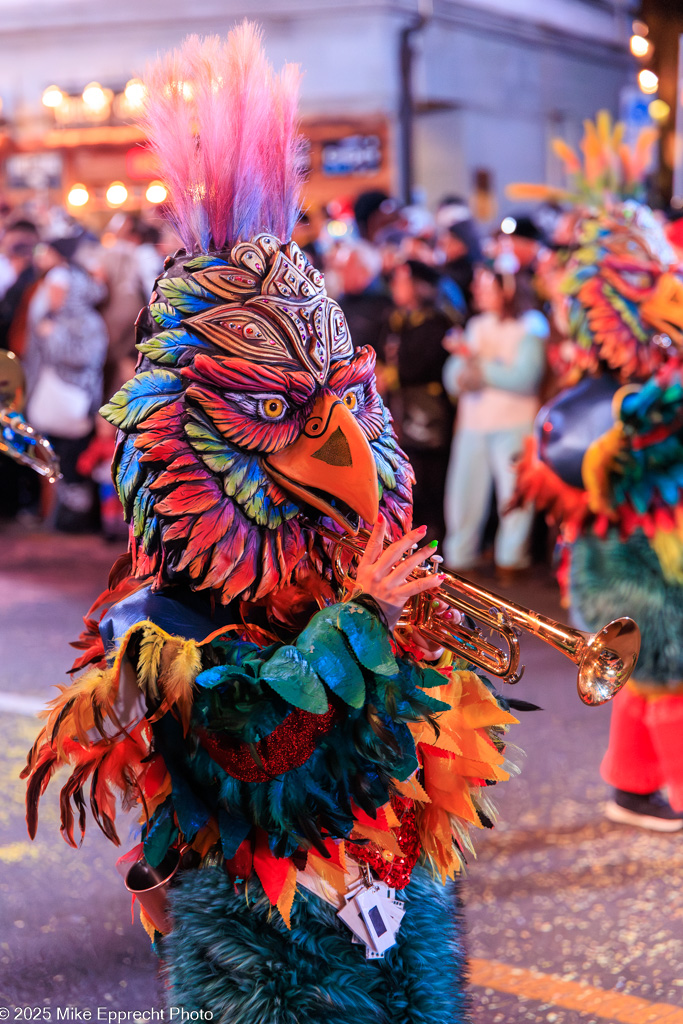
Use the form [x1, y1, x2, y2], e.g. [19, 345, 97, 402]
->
[442, 264, 548, 580]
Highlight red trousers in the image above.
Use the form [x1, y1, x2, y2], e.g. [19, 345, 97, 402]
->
[601, 685, 683, 810]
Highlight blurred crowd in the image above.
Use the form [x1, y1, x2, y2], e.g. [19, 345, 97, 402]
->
[2, 188, 681, 579]
[0, 205, 166, 536]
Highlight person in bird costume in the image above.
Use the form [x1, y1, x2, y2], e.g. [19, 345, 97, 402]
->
[511, 112, 683, 830]
[22, 26, 522, 1022]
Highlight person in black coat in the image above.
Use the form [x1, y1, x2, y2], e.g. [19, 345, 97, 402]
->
[377, 260, 455, 543]
[0, 220, 39, 350]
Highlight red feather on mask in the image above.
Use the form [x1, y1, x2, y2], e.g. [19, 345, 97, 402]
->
[183, 356, 316, 403]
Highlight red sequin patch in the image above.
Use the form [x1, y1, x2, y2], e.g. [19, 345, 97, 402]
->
[347, 795, 422, 890]
[197, 702, 340, 782]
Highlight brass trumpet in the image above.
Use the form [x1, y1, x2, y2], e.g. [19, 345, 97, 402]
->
[0, 351, 61, 482]
[315, 523, 640, 707]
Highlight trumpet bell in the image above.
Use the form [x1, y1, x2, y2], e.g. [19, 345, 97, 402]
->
[577, 617, 641, 706]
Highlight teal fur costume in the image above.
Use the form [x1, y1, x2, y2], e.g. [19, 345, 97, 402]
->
[165, 866, 466, 1024]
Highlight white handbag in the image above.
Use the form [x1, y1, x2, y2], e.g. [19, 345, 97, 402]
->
[27, 365, 93, 440]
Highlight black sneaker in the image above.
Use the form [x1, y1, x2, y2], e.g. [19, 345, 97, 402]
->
[605, 789, 683, 832]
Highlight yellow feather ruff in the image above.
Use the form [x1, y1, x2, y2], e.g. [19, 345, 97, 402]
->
[581, 422, 625, 517]
[138, 906, 158, 941]
[596, 109, 612, 146]
[158, 639, 202, 735]
[137, 627, 166, 699]
[405, 669, 518, 879]
[650, 529, 683, 584]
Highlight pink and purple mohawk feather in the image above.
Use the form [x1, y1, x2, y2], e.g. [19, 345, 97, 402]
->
[140, 22, 304, 252]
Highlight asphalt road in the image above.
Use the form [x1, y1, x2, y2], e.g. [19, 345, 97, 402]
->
[0, 526, 682, 1023]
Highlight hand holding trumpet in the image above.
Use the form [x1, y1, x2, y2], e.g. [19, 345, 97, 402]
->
[318, 517, 641, 705]
[355, 515, 444, 631]
[353, 515, 462, 661]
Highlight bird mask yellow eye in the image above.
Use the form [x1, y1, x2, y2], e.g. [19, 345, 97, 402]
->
[343, 390, 358, 411]
[259, 397, 286, 420]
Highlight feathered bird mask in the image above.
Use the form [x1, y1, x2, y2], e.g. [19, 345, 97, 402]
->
[510, 112, 683, 381]
[101, 24, 413, 604]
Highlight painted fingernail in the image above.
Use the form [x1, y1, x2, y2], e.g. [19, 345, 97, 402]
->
[417, 525, 427, 534]
[377, 512, 384, 524]
[429, 540, 438, 548]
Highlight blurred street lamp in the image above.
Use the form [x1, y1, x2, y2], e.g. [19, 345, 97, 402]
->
[106, 182, 128, 206]
[82, 82, 108, 112]
[638, 69, 659, 95]
[67, 184, 89, 207]
[145, 181, 167, 204]
[630, 35, 650, 58]
[327, 219, 349, 238]
[648, 99, 670, 122]
[125, 78, 146, 109]
[42, 85, 64, 108]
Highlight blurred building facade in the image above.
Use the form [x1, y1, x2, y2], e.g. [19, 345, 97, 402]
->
[0, 0, 637, 222]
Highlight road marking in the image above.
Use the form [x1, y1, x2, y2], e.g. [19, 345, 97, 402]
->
[470, 958, 683, 1022]
[0, 692, 44, 717]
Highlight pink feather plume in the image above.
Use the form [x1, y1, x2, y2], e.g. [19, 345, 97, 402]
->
[139, 22, 304, 252]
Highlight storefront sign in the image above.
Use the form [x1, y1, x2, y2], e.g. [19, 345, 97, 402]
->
[321, 134, 382, 176]
[5, 151, 63, 189]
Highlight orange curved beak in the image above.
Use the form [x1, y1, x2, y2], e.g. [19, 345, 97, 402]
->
[264, 392, 379, 533]
[640, 272, 683, 346]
